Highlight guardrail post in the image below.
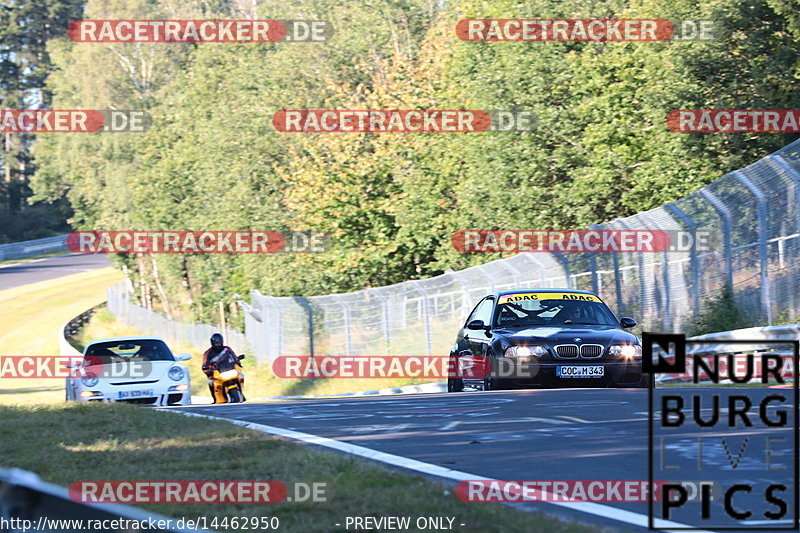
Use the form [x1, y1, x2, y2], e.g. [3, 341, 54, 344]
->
[733, 171, 773, 325]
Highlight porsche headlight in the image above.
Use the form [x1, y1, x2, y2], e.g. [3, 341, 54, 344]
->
[81, 372, 98, 387]
[504, 345, 547, 357]
[609, 344, 642, 359]
[168, 366, 185, 381]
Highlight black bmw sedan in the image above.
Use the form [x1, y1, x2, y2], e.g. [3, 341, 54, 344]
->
[447, 289, 646, 391]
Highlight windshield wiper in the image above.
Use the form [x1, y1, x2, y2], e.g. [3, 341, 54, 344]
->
[562, 320, 604, 325]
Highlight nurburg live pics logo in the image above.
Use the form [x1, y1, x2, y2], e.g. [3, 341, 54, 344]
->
[643, 332, 799, 530]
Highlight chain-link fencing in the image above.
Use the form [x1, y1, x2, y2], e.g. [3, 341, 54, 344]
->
[242, 139, 800, 362]
[106, 281, 246, 351]
[105, 139, 800, 364]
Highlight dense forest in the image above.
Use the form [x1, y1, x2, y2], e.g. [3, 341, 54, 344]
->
[20, 0, 800, 322]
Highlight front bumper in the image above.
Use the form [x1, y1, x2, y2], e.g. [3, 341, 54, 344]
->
[467, 358, 645, 387]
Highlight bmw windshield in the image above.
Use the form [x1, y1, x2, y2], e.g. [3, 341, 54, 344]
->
[494, 293, 620, 328]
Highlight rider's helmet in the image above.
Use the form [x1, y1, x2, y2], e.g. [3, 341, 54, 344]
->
[210, 333, 223, 348]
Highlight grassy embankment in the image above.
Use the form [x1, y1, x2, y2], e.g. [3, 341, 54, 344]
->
[0, 269, 601, 532]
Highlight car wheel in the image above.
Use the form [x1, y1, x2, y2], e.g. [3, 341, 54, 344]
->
[447, 378, 463, 393]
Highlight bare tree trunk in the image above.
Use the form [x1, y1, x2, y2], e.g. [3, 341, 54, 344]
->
[180, 256, 194, 307]
[150, 254, 173, 319]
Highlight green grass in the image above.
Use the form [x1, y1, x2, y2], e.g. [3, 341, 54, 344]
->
[0, 403, 600, 533]
[0, 267, 124, 405]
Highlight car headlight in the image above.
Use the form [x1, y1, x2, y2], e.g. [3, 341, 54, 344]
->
[609, 344, 642, 359]
[504, 345, 547, 357]
[81, 372, 98, 387]
[168, 366, 185, 381]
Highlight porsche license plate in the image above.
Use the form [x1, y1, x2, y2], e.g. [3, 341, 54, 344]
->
[118, 389, 154, 399]
[556, 366, 604, 378]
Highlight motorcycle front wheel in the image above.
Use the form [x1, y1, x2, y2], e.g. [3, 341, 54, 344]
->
[228, 387, 243, 403]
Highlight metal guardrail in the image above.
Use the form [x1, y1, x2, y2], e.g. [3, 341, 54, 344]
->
[684, 323, 800, 358]
[0, 235, 68, 261]
[0, 468, 209, 532]
[59, 306, 104, 356]
[650, 323, 800, 382]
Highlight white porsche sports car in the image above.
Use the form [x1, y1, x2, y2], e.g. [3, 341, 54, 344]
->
[66, 336, 192, 406]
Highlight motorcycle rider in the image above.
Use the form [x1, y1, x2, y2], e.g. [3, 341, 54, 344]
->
[201, 333, 245, 403]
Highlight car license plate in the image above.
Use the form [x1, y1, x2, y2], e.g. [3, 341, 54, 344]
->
[557, 365, 604, 378]
[118, 389, 154, 399]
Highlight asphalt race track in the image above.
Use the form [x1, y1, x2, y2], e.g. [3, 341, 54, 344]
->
[0, 253, 110, 290]
[179, 387, 797, 532]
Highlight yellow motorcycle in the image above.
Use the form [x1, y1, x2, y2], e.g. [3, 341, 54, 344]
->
[208, 353, 246, 403]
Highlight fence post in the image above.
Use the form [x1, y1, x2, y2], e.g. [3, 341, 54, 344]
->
[772, 154, 800, 318]
[772, 155, 800, 235]
[332, 295, 352, 356]
[409, 281, 433, 357]
[733, 171, 773, 325]
[588, 224, 603, 294]
[520, 253, 548, 287]
[368, 288, 391, 355]
[698, 189, 734, 290]
[665, 203, 701, 314]
[617, 220, 647, 319]
[551, 252, 571, 288]
[641, 212, 672, 329]
[293, 296, 314, 357]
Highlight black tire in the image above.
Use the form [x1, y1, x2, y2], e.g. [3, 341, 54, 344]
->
[228, 387, 243, 403]
[482, 376, 498, 391]
[447, 377, 464, 393]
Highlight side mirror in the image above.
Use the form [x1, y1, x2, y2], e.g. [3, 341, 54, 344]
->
[238, 354, 246, 361]
[620, 317, 637, 329]
[176, 353, 192, 361]
[466, 319, 487, 330]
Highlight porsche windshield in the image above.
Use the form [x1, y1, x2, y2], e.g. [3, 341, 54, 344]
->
[495, 295, 619, 328]
[84, 339, 174, 363]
